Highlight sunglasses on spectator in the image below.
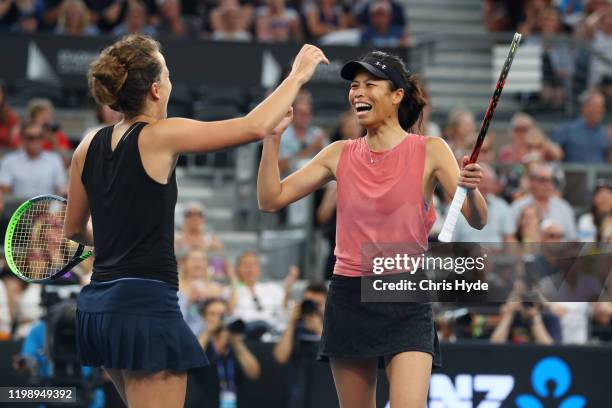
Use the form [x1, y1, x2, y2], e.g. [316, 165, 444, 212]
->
[513, 124, 530, 132]
[24, 134, 43, 141]
[185, 210, 203, 217]
[530, 175, 553, 182]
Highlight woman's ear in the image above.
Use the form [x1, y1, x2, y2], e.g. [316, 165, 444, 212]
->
[150, 82, 161, 101]
[392, 87, 405, 106]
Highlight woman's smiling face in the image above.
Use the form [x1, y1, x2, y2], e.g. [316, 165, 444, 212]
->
[348, 70, 403, 129]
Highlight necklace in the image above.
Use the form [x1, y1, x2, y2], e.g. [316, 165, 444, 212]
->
[365, 138, 393, 165]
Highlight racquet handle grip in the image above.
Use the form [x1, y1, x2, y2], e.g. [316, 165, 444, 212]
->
[438, 186, 468, 242]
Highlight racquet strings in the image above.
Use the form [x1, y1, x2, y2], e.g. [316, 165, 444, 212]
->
[10, 198, 79, 280]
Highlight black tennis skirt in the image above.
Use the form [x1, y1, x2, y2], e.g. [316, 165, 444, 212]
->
[317, 274, 442, 369]
[76, 277, 208, 372]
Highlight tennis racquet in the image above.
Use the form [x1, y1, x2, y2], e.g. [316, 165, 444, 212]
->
[3, 194, 93, 283]
[438, 32, 522, 243]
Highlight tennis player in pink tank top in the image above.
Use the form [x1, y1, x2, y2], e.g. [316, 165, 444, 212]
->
[258, 51, 488, 408]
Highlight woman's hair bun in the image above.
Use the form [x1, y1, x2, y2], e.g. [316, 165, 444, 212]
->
[88, 54, 128, 108]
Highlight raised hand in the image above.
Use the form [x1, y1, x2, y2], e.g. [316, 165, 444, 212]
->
[289, 44, 330, 85]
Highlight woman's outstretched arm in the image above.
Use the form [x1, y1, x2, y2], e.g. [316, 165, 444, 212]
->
[153, 45, 329, 154]
[257, 110, 343, 212]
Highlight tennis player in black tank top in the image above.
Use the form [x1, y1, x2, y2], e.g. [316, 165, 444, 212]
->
[63, 34, 329, 408]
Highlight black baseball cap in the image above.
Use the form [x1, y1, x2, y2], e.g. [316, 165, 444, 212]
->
[341, 56, 408, 91]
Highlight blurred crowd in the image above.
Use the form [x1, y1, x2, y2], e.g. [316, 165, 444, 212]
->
[0, 0, 411, 47]
[485, 0, 612, 108]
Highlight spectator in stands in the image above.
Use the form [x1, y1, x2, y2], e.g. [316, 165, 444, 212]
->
[273, 282, 327, 408]
[524, 7, 575, 108]
[551, 302, 591, 344]
[558, 0, 585, 27]
[521, 126, 564, 163]
[592, 300, 612, 341]
[444, 108, 476, 160]
[273, 281, 327, 363]
[186, 298, 260, 408]
[551, 89, 609, 163]
[599, 213, 612, 242]
[304, 0, 350, 41]
[232, 251, 297, 335]
[577, 179, 612, 241]
[178, 249, 235, 336]
[509, 162, 577, 240]
[490, 289, 562, 344]
[13, 8, 39, 32]
[279, 91, 326, 174]
[175, 201, 224, 257]
[209, 0, 253, 35]
[452, 164, 515, 242]
[0, 122, 67, 198]
[81, 104, 122, 140]
[255, 0, 303, 43]
[85, 0, 126, 32]
[0, 79, 19, 148]
[518, 0, 555, 36]
[483, 0, 525, 32]
[360, 0, 409, 48]
[329, 110, 363, 143]
[211, 3, 252, 41]
[515, 204, 543, 243]
[0, 267, 31, 340]
[112, 0, 156, 36]
[55, 0, 99, 35]
[354, 0, 405, 29]
[157, 0, 195, 37]
[499, 113, 536, 164]
[18, 98, 72, 151]
[536, 219, 602, 304]
[2, 0, 44, 32]
[583, 4, 612, 86]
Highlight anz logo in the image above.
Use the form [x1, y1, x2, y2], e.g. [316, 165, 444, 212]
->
[427, 357, 586, 408]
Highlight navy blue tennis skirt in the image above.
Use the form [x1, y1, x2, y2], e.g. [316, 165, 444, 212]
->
[317, 274, 442, 369]
[76, 277, 208, 372]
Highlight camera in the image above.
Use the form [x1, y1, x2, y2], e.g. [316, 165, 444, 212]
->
[300, 299, 317, 316]
[521, 291, 540, 309]
[43, 122, 60, 132]
[223, 316, 246, 335]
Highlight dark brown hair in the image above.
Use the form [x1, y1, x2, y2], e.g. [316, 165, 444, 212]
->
[361, 51, 427, 132]
[88, 34, 162, 117]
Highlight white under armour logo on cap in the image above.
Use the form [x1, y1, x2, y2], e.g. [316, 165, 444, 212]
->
[374, 61, 387, 69]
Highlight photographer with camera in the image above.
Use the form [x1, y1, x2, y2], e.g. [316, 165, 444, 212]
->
[490, 284, 562, 345]
[187, 298, 260, 408]
[21, 98, 71, 151]
[273, 282, 327, 408]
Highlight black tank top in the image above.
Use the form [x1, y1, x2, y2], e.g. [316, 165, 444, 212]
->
[81, 122, 178, 288]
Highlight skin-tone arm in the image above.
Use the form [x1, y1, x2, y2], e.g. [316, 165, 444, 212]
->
[316, 183, 337, 224]
[257, 110, 344, 212]
[64, 143, 94, 246]
[230, 334, 261, 379]
[425, 137, 488, 229]
[150, 46, 329, 155]
[528, 311, 554, 345]
[490, 302, 518, 343]
[273, 303, 300, 364]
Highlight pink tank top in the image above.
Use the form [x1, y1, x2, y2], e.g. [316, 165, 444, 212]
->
[334, 134, 436, 277]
